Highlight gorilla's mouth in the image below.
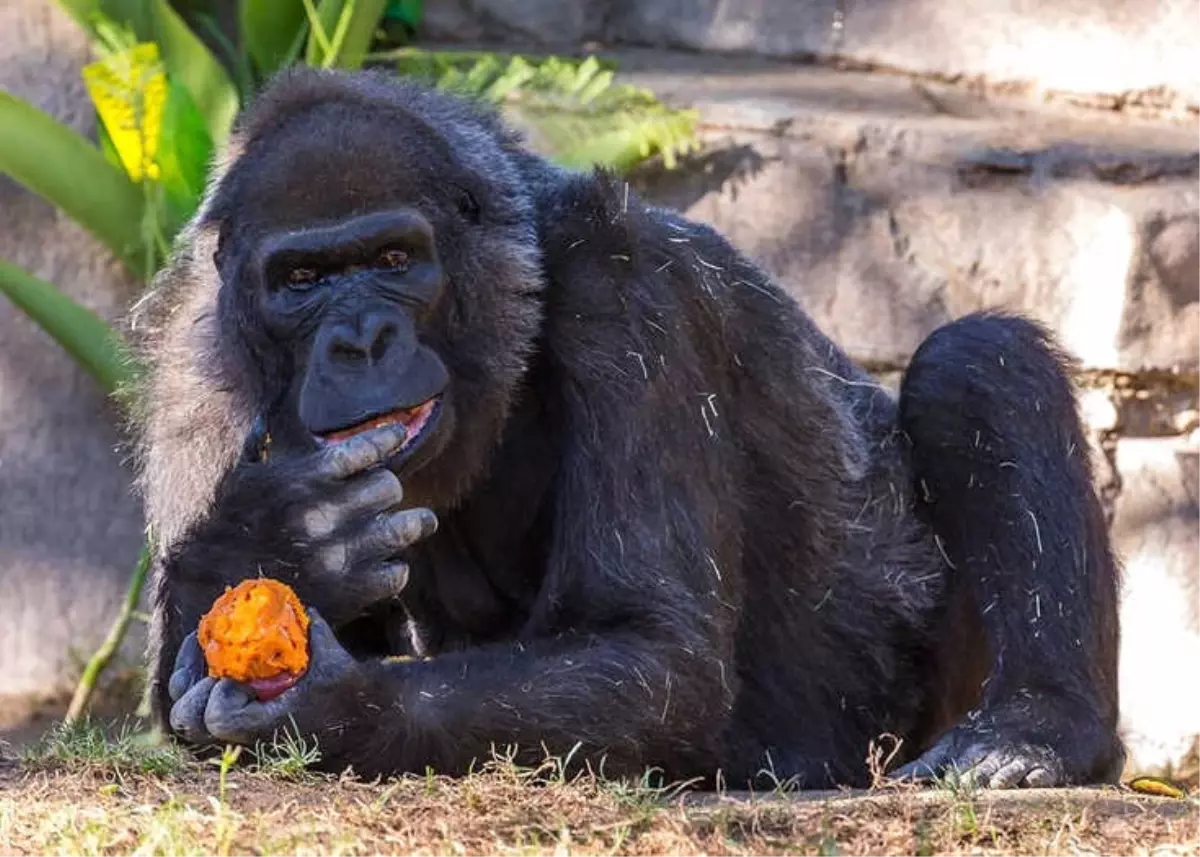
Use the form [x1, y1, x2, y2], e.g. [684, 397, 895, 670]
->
[320, 397, 442, 452]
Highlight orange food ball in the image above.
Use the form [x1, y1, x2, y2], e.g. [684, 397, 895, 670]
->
[199, 579, 310, 684]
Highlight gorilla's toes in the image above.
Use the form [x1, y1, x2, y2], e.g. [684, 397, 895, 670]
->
[892, 729, 1066, 789]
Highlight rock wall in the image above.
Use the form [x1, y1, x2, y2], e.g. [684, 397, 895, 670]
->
[0, 0, 145, 730]
[424, 0, 1200, 110]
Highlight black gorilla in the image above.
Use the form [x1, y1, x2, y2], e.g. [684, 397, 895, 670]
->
[130, 67, 1123, 788]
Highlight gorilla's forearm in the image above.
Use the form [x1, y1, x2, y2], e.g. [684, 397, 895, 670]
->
[322, 632, 729, 778]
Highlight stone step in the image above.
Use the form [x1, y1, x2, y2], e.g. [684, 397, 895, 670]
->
[424, 0, 1200, 110]
[602, 51, 1200, 373]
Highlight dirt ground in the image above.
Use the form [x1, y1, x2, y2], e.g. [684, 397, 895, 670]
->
[1, 748, 1197, 856]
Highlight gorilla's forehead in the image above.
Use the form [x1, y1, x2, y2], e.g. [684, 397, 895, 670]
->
[207, 100, 490, 237]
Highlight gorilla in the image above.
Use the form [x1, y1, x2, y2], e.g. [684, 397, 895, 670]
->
[130, 67, 1123, 788]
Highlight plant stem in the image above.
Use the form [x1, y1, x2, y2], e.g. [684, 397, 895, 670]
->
[64, 542, 152, 725]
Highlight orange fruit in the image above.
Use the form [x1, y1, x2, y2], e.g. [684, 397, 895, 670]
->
[199, 579, 310, 695]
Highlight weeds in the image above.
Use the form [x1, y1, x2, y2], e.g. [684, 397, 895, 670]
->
[249, 724, 322, 780]
[20, 718, 187, 777]
[6, 732, 1197, 855]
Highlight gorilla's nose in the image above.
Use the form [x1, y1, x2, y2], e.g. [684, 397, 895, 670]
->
[327, 314, 398, 366]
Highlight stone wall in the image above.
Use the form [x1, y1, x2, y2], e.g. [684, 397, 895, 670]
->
[424, 0, 1200, 110]
[0, 0, 145, 729]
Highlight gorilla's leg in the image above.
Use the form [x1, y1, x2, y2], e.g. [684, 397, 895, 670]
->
[896, 312, 1123, 786]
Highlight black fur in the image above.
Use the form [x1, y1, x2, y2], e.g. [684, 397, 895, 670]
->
[130, 68, 1122, 786]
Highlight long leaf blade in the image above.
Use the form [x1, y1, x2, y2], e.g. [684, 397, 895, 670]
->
[0, 259, 130, 393]
[150, 0, 239, 144]
[0, 91, 148, 277]
[306, 0, 387, 69]
[240, 0, 307, 76]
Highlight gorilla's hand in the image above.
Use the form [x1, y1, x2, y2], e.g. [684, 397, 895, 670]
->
[179, 422, 438, 627]
[169, 609, 366, 750]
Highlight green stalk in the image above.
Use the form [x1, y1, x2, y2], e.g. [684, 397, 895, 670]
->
[64, 543, 152, 725]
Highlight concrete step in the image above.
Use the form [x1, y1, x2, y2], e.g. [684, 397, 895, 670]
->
[424, 0, 1200, 110]
[611, 52, 1199, 373]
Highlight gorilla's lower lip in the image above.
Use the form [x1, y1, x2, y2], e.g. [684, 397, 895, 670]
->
[319, 397, 441, 449]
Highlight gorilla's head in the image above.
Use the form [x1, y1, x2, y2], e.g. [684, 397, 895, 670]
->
[134, 69, 549, 532]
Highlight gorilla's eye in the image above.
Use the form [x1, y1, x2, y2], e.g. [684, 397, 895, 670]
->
[287, 267, 319, 289]
[379, 249, 409, 270]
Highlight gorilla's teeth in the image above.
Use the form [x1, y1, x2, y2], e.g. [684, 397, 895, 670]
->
[322, 398, 438, 444]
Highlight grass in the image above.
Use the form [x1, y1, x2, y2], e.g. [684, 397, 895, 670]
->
[2, 724, 1197, 855]
[19, 718, 188, 777]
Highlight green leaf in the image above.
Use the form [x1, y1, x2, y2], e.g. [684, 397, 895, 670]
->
[305, 0, 388, 70]
[149, 0, 239, 144]
[240, 0, 307, 77]
[389, 51, 699, 173]
[156, 80, 214, 233]
[384, 0, 423, 28]
[0, 91, 149, 278]
[0, 259, 131, 394]
[56, 0, 152, 42]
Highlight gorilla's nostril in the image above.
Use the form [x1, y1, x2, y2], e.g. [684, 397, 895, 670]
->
[370, 323, 397, 363]
[330, 339, 366, 364]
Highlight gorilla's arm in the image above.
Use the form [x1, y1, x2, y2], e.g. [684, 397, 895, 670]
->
[168, 414, 739, 775]
[165, 172, 746, 776]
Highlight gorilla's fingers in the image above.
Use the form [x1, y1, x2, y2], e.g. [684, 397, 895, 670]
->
[305, 609, 358, 673]
[345, 468, 404, 513]
[892, 735, 952, 783]
[890, 758, 938, 782]
[988, 758, 1031, 789]
[170, 677, 217, 743]
[301, 469, 405, 539]
[355, 508, 438, 560]
[319, 424, 408, 480]
[204, 611, 355, 745]
[204, 679, 261, 744]
[168, 632, 205, 702]
[1022, 766, 1058, 788]
[953, 744, 1002, 786]
[352, 562, 411, 608]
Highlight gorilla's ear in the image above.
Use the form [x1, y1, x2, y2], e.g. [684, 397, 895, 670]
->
[126, 222, 256, 552]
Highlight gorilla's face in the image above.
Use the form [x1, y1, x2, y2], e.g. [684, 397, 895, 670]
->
[201, 88, 545, 506]
[256, 207, 454, 476]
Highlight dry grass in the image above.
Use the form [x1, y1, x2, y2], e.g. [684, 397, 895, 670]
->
[1, 726, 1196, 856]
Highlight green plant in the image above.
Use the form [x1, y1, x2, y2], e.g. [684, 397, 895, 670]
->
[22, 717, 189, 776]
[250, 723, 323, 779]
[1, 0, 699, 725]
[389, 50, 699, 170]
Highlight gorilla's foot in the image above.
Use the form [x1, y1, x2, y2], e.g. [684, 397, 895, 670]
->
[892, 699, 1121, 788]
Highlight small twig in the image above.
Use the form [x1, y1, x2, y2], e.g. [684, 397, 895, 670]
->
[64, 541, 151, 725]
